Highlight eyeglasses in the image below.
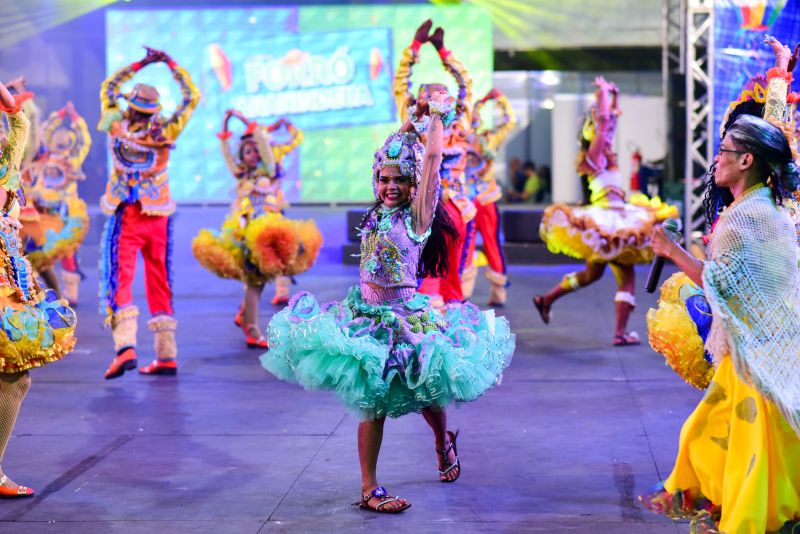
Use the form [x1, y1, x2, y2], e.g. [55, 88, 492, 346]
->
[718, 147, 747, 156]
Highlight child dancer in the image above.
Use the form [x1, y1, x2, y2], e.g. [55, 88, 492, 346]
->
[22, 102, 90, 306]
[261, 93, 514, 512]
[193, 110, 320, 348]
[0, 80, 77, 497]
[535, 76, 661, 346]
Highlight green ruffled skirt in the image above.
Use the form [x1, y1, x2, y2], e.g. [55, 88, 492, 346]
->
[261, 286, 515, 419]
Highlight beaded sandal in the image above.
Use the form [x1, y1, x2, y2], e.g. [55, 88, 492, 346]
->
[438, 430, 461, 483]
[355, 486, 411, 514]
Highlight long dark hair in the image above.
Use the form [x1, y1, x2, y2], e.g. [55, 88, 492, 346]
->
[358, 198, 459, 278]
[704, 113, 798, 227]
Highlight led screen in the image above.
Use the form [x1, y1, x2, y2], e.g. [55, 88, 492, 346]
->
[106, 5, 493, 203]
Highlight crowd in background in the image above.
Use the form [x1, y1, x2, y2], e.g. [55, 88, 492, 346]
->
[505, 157, 550, 203]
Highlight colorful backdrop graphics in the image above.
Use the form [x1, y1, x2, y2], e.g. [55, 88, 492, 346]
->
[712, 0, 800, 152]
[106, 5, 493, 203]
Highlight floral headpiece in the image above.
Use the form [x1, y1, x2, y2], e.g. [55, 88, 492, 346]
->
[372, 130, 424, 199]
[719, 74, 768, 137]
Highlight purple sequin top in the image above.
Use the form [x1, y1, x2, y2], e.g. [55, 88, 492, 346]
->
[359, 205, 431, 291]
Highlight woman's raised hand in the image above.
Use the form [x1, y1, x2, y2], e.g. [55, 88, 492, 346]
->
[765, 35, 792, 70]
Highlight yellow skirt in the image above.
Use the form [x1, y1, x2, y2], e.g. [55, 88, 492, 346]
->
[192, 211, 322, 286]
[642, 356, 800, 532]
[539, 202, 656, 265]
[0, 289, 77, 373]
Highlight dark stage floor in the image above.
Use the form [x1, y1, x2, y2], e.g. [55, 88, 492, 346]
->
[0, 206, 693, 533]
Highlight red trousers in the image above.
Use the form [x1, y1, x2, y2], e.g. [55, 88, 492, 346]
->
[62, 256, 77, 272]
[473, 200, 506, 274]
[113, 203, 173, 315]
[419, 199, 466, 303]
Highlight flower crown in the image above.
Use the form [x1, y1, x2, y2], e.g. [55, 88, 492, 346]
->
[728, 79, 768, 110]
[372, 130, 424, 199]
[373, 131, 423, 179]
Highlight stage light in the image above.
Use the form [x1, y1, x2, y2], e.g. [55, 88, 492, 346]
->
[0, 0, 117, 50]
[540, 98, 555, 110]
[429, 0, 540, 44]
[539, 71, 561, 86]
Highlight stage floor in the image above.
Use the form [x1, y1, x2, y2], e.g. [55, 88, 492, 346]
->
[0, 206, 693, 533]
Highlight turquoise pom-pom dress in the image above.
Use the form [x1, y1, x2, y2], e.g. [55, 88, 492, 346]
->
[261, 204, 515, 419]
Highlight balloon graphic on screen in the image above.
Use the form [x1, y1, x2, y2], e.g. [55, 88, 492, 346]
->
[369, 47, 383, 80]
[738, 0, 785, 31]
[209, 43, 232, 91]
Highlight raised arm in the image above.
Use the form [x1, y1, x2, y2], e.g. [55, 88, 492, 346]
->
[69, 108, 92, 166]
[217, 110, 243, 177]
[20, 98, 41, 166]
[99, 62, 140, 130]
[268, 119, 302, 168]
[430, 27, 473, 125]
[474, 89, 516, 151]
[393, 21, 433, 123]
[160, 50, 201, 141]
[585, 76, 616, 172]
[253, 125, 276, 176]
[763, 36, 796, 124]
[42, 109, 62, 149]
[411, 93, 449, 236]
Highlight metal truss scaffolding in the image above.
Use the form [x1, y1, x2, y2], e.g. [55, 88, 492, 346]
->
[683, 0, 714, 244]
[662, 0, 684, 186]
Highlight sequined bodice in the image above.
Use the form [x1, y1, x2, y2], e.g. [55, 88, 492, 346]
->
[359, 206, 430, 288]
[236, 173, 281, 216]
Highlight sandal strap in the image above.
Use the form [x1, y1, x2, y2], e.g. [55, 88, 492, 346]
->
[375, 497, 400, 511]
[439, 460, 459, 476]
[362, 485, 388, 502]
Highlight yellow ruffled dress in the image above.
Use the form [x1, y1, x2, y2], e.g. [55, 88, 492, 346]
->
[540, 169, 678, 265]
[192, 182, 322, 286]
[20, 181, 88, 272]
[0, 109, 77, 373]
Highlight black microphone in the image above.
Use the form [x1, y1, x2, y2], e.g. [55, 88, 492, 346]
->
[645, 218, 680, 294]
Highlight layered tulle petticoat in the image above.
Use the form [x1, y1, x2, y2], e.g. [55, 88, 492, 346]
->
[261, 285, 515, 419]
[0, 215, 77, 372]
[646, 272, 714, 390]
[192, 211, 322, 285]
[20, 196, 89, 272]
[0, 289, 77, 373]
[539, 202, 656, 265]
